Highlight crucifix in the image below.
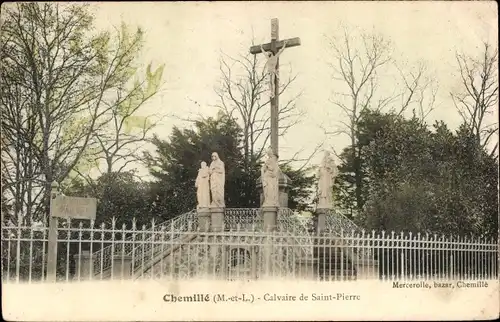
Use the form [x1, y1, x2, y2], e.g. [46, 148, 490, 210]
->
[250, 18, 301, 159]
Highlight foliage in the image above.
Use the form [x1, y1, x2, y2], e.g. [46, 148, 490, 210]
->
[64, 171, 153, 228]
[0, 3, 160, 222]
[334, 110, 498, 237]
[326, 25, 438, 218]
[145, 112, 316, 219]
[145, 112, 251, 219]
[280, 164, 316, 212]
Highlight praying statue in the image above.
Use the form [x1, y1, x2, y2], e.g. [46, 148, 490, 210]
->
[209, 152, 225, 208]
[260, 40, 287, 98]
[261, 147, 280, 207]
[317, 151, 338, 209]
[195, 161, 210, 208]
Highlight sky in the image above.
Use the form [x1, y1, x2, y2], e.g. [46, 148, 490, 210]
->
[89, 1, 498, 176]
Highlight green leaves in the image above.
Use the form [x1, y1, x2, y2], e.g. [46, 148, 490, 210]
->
[145, 112, 316, 219]
[1, 3, 164, 222]
[335, 110, 498, 237]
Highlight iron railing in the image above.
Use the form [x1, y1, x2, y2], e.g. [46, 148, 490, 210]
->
[91, 209, 197, 277]
[2, 217, 497, 282]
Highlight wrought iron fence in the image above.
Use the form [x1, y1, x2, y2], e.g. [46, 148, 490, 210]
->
[90, 210, 198, 278]
[2, 213, 497, 283]
[324, 209, 372, 259]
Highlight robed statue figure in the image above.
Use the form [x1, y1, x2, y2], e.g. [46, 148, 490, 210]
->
[261, 147, 280, 207]
[317, 150, 338, 209]
[209, 152, 225, 208]
[195, 161, 210, 208]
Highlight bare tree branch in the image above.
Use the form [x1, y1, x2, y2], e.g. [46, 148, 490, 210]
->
[450, 42, 498, 154]
[213, 42, 304, 168]
[1, 3, 157, 221]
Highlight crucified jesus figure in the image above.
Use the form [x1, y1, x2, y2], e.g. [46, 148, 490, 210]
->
[260, 40, 287, 98]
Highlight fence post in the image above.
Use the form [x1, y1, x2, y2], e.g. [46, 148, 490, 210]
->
[450, 254, 454, 279]
[47, 181, 60, 283]
[251, 246, 258, 280]
[73, 251, 93, 280]
[400, 251, 405, 280]
[220, 245, 228, 279]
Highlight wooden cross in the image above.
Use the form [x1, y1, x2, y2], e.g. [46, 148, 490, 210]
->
[249, 18, 301, 159]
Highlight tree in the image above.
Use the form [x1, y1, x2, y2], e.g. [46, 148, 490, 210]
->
[74, 56, 165, 187]
[451, 42, 498, 157]
[280, 164, 316, 212]
[214, 44, 304, 167]
[145, 112, 254, 219]
[343, 110, 498, 237]
[65, 171, 153, 227]
[145, 112, 317, 218]
[325, 25, 438, 215]
[1, 3, 156, 221]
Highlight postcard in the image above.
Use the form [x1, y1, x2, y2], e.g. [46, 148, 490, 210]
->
[1, 1, 498, 321]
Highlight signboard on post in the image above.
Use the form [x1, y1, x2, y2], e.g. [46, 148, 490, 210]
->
[51, 196, 97, 220]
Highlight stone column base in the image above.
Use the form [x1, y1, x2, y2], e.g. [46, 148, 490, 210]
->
[112, 255, 133, 279]
[316, 207, 329, 235]
[73, 251, 93, 280]
[355, 259, 379, 280]
[262, 206, 278, 232]
[210, 207, 225, 232]
[197, 207, 211, 232]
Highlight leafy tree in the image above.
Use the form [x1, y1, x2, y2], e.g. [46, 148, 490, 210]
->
[146, 112, 317, 219]
[65, 171, 153, 228]
[336, 110, 498, 237]
[325, 25, 438, 217]
[145, 112, 252, 219]
[1, 3, 157, 222]
[281, 164, 316, 212]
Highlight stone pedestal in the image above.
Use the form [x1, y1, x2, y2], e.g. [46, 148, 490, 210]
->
[355, 259, 380, 280]
[73, 250, 93, 280]
[112, 255, 133, 279]
[295, 258, 317, 280]
[257, 167, 291, 208]
[210, 207, 225, 232]
[262, 206, 278, 232]
[250, 246, 259, 279]
[219, 245, 228, 279]
[316, 207, 329, 235]
[197, 207, 211, 232]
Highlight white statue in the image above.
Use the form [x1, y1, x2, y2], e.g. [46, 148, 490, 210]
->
[261, 147, 280, 207]
[260, 40, 287, 98]
[195, 161, 210, 208]
[209, 152, 225, 208]
[317, 151, 338, 209]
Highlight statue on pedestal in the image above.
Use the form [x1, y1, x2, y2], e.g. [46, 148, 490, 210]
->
[317, 151, 338, 209]
[261, 147, 280, 207]
[209, 152, 225, 208]
[195, 161, 210, 209]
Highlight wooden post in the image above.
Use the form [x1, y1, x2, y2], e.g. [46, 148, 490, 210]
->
[46, 181, 59, 282]
[251, 19, 300, 209]
[270, 18, 279, 158]
[249, 18, 301, 159]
